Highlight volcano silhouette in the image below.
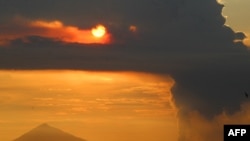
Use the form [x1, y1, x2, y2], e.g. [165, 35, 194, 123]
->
[13, 123, 86, 141]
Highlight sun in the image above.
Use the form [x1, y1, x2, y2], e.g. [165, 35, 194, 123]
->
[91, 24, 106, 38]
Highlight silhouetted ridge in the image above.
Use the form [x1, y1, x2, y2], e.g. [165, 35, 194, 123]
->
[13, 123, 86, 141]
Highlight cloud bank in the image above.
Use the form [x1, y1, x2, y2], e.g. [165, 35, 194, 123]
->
[0, 0, 250, 140]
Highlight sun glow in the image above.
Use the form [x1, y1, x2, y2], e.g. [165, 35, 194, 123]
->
[0, 18, 112, 45]
[91, 25, 106, 38]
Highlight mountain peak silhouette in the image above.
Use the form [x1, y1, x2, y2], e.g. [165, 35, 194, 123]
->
[37, 123, 50, 128]
[13, 123, 86, 141]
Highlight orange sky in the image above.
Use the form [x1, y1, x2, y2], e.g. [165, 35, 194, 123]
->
[0, 2, 249, 140]
[1, 71, 250, 141]
[221, 0, 250, 47]
[0, 70, 178, 141]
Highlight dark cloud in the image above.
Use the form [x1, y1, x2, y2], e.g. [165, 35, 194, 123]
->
[1, 0, 250, 140]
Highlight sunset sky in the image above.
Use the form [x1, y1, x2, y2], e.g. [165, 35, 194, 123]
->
[0, 0, 250, 141]
[0, 71, 177, 141]
[222, 0, 250, 46]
